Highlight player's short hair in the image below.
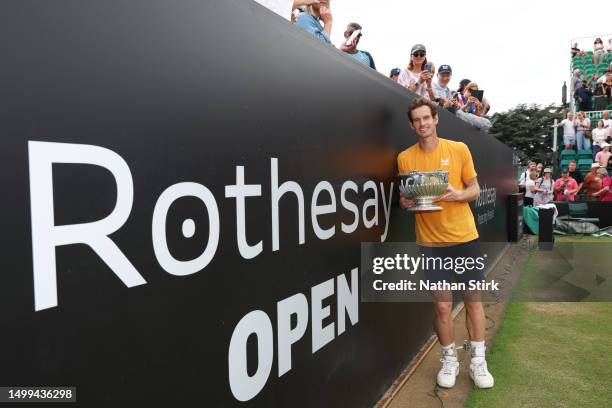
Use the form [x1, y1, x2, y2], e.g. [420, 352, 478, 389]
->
[407, 97, 438, 124]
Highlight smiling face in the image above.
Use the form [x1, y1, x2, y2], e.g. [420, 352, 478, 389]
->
[438, 72, 451, 87]
[409, 105, 438, 139]
[411, 51, 426, 67]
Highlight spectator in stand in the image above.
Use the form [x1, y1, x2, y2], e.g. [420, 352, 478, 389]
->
[552, 112, 576, 150]
[588, 74, 599, 93]
[592, 167, 612, 201]
[524, 170, 538, 206]
[536, 162, 544, 178]
[603, 111, 612, 141]
[595, 142, 612, 168]
[592, 119, 608, 159]
[339, 23, 376, 69]
[432, 65, 459, 112]
[533, 168, 554, 206]
[571, 42, 586, 57]
[398, 44, 435, 100]
[553, 167, 579, 202]
[594, 80, 608, 111]
[458, 82, 486, 117]
[571, 69, 582, 92]
[582, 163, 603, 200]
[568, 160, 584, 184]
[593, 38, 605, 64]
[574, 85, 593, 112]
[295, 0, 333, 44]
[518, 161, 537, 193]
[389, 68, 400, 82]
[575, 111, 591, 151]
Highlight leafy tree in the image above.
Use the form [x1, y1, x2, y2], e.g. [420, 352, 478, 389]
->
[489, 103, 568, 166]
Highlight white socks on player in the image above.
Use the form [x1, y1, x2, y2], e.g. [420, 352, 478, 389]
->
[441, 343, 458, 361]
[470, 340, 486, 364]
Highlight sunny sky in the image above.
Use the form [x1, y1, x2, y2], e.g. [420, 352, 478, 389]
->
[326, 0, 611, 114]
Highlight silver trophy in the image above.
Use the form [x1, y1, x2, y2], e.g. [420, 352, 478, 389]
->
[399, 170, 449, 211]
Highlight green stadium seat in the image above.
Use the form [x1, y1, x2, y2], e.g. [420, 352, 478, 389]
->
[560, 149, 576, 158]
[577, 150, 592, 160]
[560, 160, 572, 169]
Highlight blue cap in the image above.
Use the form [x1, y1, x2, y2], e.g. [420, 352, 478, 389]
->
[561, 167, 569, 173]
[438, 64, 452, 74]
[390, 68, 401, 76]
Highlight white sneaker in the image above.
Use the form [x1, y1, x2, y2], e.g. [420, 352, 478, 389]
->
[437, 358, 460, 388]
[469, 360, 494, 388]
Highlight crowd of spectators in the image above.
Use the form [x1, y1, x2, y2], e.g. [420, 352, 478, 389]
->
[570, 38, 612, 112]
[520, 158, 612, 205]
[281, 0, 493, 130]
[552, 110, 612, 159]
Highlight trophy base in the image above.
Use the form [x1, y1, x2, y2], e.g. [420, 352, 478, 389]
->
[407, 197, 443, 212]
[408, 205, 443, 212]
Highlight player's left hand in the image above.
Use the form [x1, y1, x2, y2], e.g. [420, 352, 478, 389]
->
[436, 184, 464, 202]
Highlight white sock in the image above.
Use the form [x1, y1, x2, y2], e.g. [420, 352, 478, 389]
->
[441, 343, 457, 361]
[470, 340, 486, 364]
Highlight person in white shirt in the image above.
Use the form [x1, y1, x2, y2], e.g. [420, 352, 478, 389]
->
[397, 44, 436, 100]
[592, 119, 608, 160]
[533, 168, 554, 207]
[552, 112, 577, 150]
[432, 65, 459, 112]
[524, 170, 538, 206]
[602, 111, 612, 139]
[518, 161, 537, 191]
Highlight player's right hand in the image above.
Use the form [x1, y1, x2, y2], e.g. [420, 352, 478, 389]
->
[399, 195, 415, 209]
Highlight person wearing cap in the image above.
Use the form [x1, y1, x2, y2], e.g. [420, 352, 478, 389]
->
[339, 22, 376, 69]
[433, 65, 458, 110]
[553, 168, 579, 202]
[397, 44, 435, 100]
[592, 167, 612, 201]
[582, 162, 603, 200]
[389, 68, 400, 82]
[533, 168, 554, 206]
[595, 142, 611, 168]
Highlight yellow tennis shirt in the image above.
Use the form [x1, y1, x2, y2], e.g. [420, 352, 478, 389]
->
[397, 138, 479, 245]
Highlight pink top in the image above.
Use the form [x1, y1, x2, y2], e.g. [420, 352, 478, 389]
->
[397, 68, 432, 99]
[553, 177, 578, 201]
[600, 176, 612, 201]
[595, 150, 612, 168]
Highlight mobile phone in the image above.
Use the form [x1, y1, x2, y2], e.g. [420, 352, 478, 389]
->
[423, 63, 432, 72]
[345, 29, 361, 46]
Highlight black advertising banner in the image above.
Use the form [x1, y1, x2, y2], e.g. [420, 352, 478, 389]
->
[0, 1, 516, 406]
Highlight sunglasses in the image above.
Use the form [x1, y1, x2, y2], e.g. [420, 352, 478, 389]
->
[412, 52, 426, 57]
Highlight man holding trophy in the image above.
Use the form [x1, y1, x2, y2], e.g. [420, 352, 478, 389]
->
[397, 97, 494, 389]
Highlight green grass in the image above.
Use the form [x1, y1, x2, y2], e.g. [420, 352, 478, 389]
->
[466, 237, 612, 407]
[466, 302, 612, 407]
